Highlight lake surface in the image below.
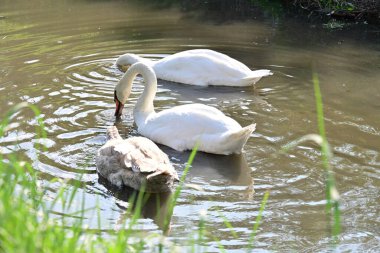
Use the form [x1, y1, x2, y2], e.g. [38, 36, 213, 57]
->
[1, 0, 379, 251]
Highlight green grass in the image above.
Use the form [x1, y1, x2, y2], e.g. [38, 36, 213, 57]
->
[0, 103, 270, 252]
[312, 71, 341, 242]
[247, 191, 270, 251]
[163, 143, 198, 234]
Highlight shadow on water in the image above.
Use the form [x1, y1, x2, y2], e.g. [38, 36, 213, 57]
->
[156, 79, 270, 105]
[128, 0, 284, 22]
[98, 174, 173, 232]
[97, 150, 255, 231]
[125, 0, 380, 42]
[162, 146, 255, 199]
[184, 152, 253, 185]
[112, 115, 254, 194]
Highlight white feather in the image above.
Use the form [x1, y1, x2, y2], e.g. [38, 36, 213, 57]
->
[115, 63, 256, 155]
[116, 49, 272, 87]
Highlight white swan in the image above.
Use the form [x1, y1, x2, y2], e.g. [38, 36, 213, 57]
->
[116, 49, 272, 87]
[96, 126, 178, 192]
[114, 62, 256, 155]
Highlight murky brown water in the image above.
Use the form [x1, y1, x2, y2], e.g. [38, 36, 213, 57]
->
[1, 0, 379, 251]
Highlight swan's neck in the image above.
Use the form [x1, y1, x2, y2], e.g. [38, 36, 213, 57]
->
[116, 54, 154, 67]
[136, 56, 154, 66]
[116, 63, 156, 126]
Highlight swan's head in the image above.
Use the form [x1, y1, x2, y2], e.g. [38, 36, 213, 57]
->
[116, 53, 143, 72]
[114, 90, 125, 118]
[114, 62, 156, 118]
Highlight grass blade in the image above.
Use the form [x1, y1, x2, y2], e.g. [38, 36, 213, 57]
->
[163, 143, 198, 234]
[312, 71, 341, 244]
[247, 191, 269, 252]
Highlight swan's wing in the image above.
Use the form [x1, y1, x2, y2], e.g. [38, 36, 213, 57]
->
[154, 104, 234, 128]
[169, 49, 250, 71]
[98, 137, 173, 175]
[154, 51, 251, 86]
[156, 54, 248, 77]
[184, 49, 252, 71]
[121, 137, 172, 174]
[125, 148, 157, 173]
[113, 142, 135, 155]
[96, 139, 128, 182]
[140, 104, 243, 151]
[173, 103, 225, 117]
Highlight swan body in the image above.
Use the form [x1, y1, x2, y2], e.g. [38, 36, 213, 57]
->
[114, 62, 256, 155]
[116, 49, 272, 87]
[96, 126, 178, 192]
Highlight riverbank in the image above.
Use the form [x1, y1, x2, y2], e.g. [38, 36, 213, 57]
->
[283, 0, 380, 24]
[146, 0, 380, 25]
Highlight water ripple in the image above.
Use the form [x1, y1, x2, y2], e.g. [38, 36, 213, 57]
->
[1, 1, 379, 251]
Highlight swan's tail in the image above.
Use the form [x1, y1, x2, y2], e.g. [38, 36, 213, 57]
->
[231, 123, 256, 140]
[106, 126, 122, 140]
[224, 123, 256, 154]
[241, 69, 273, 85]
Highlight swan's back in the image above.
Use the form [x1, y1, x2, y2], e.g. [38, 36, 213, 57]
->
[182, 49, 251, 71]
[96, 126, 178, 192]
[154, 49, 251, 86]
[116, 49, 272, 86]
[145, 104, 241, 136]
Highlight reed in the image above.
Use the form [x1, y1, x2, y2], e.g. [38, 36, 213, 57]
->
[281, 71, 341, 245]
[312, 72, 341, 243]
[247, 190, 270, 251]
[162, 143, 198, 234]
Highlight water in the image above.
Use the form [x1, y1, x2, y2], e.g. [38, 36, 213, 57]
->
[1, 0, 379, 251]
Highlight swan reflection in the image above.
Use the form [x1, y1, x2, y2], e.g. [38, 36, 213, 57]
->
[163, 147, 255, 200]
[98, 175, 172, 232]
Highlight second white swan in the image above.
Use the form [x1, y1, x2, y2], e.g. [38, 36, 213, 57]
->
[116, 49, 272, 87]
[114, 62, 256, 155]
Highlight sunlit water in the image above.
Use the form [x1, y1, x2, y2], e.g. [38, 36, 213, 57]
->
[1, 0, 379, 251]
